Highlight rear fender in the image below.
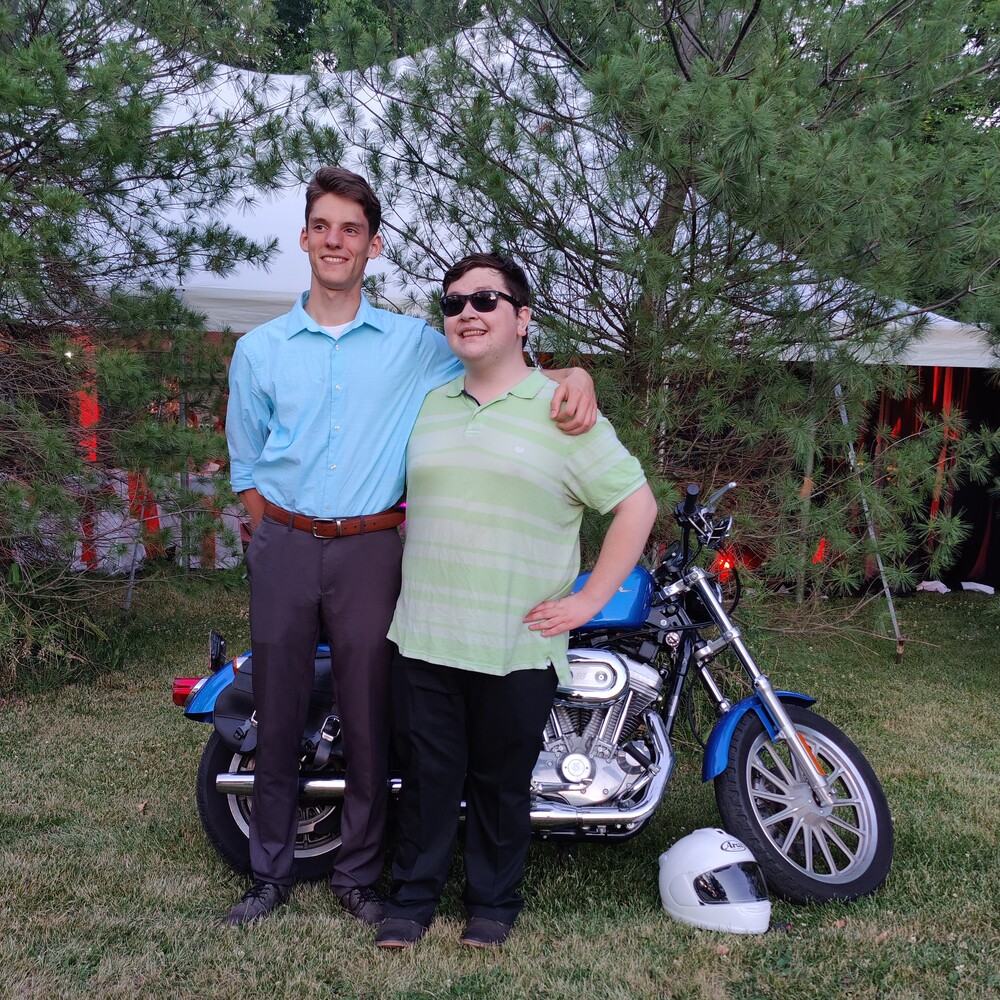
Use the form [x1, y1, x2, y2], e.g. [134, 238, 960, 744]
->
[183, 661, 243, 721]
[701, 691, 816, 782]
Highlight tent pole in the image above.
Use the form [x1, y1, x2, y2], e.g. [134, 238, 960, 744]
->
[834, 383, 905, 662]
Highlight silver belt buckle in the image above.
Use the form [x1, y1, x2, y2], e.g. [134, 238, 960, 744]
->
[311, 517, 343, 537]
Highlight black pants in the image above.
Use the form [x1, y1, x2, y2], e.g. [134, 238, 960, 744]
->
[245, 515, 402, 890]
[384, 653, 557, 926]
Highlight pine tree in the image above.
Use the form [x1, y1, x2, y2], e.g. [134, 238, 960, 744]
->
[0, 0, 340, 685]
[320, 0, 1000, 595]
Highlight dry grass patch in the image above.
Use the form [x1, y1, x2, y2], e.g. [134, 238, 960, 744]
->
[1, 585, 998, 999]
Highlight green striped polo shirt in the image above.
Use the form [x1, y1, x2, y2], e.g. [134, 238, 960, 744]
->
[388, 369, 647, 684]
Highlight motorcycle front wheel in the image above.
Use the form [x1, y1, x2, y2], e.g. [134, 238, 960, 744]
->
[714, 705, 893, 904]
[195, 731, 343, 881]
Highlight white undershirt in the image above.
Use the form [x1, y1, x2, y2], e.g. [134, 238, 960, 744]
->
[322, 322, 351, 340]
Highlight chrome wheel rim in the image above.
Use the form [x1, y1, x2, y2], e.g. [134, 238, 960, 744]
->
[745, 725, 880, 883]
[224, 751, 343, 859]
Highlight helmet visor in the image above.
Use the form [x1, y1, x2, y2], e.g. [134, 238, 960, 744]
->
[693, 862, 768, 905]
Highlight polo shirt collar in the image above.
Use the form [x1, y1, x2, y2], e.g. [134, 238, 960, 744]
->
[283, 292, 388, 340]
[445, 369, 548, 400]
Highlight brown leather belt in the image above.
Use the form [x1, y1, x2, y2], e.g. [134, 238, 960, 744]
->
[263, 501, 405, 539]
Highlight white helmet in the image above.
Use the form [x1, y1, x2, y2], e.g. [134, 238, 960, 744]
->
[658, 828, 771, 934]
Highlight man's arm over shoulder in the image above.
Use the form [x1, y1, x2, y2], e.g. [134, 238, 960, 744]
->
[415, 306, 596, 433]
[415, 318, 464, 390]
[543, 366, 597, 435]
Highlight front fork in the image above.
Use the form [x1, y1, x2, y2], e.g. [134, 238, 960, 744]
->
[679, 566, 836, 809]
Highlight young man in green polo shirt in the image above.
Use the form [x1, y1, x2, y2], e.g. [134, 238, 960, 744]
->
[377, 253, 658, 949]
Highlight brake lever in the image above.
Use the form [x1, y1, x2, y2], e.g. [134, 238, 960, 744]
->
[701, 481, 737, 514]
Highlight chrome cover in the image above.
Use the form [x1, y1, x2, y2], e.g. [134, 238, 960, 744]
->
[555, 648, 630, 705]
[625, 657, 662, 707]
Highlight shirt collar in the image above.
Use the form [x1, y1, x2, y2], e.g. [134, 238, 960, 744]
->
[444, 369, 548, 400]
[283, 292, 388, 340]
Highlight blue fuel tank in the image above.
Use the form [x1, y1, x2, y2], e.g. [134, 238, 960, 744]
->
[571, 566, 655, 630]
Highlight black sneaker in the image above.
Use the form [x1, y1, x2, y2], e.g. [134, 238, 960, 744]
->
[222, 880, 291, 927]
[375, 917, 428, 949]
[338, 886, 384, 926]
[460, 916, 512, 948]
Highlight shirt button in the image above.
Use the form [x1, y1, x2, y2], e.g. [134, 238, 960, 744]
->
[330, 464, 337, 470]
[335, 345, 340, 351]
[335, 385, 342, 390]
[334, 425, 341, 431]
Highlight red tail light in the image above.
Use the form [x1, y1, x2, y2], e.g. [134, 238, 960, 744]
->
[172, 677, 202, 707]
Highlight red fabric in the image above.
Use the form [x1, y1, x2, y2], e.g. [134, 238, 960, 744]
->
[127, 472, 164, 559]
[75, 389, 99, 462]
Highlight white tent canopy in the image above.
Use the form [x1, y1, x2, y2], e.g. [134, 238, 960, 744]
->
[181, 285, 300, 332]
[883, 315, 997, 368]
[181, 265, 998, 369]
[175, 42, 997, 370]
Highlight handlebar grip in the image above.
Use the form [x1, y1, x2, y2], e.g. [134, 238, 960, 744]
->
[682, 483, 700, 515]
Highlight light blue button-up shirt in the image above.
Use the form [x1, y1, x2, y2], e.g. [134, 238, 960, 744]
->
[226, 292, 462, 517]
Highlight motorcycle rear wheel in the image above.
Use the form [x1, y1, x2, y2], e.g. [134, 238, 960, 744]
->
[195, 731, 343, 881]
[714, 704, 893, 904]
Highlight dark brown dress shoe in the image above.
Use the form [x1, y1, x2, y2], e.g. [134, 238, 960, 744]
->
[222, 880, 291, 927]
[375, 917, 428, 949]
[460, 916, 512, 948]
[338, 886, 384, 926]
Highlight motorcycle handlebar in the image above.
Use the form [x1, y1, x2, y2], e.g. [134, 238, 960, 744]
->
[680, 483, 700, 517]
[670, 482, 737, 561]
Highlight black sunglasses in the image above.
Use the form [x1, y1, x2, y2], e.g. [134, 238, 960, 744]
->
[439, 289, 522, 317]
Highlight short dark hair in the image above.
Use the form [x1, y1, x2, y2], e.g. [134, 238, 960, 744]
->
[442, 252, 532, 308]
[304, 167, 382, 236]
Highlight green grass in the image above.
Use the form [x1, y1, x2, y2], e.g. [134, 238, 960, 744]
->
[1, 578, 998, 999]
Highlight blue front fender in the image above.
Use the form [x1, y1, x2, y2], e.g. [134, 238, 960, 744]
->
[702, 691, 816, 782]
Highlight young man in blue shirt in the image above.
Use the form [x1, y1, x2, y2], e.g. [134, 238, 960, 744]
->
[222, 168, 596, 926]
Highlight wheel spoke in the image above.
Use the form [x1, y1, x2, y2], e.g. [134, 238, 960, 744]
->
[822, 761, 845, 786]
[297, 809, 326, 835]
[782, 816, 808, 863]
[750, 773, 789, 801]
[752, 787, 793, 806]
[814, 825, 851, 873]
[760, 803, 797, 827]
[751, 757, 793, 790]
[819, 820, 859, 861]
[760, 744, 796, 786]
[827, 803, 863, 828]
[830, 794, 864, 810]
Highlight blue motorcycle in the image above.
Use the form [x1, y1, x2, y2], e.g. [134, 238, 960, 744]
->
[173, 482, 893, 901]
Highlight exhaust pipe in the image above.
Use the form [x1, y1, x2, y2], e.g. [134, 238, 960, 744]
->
[215, 773, 402, 796]
[215, 712, 673, 832]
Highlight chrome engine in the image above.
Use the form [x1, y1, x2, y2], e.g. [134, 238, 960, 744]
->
[531, 648, 666, 812]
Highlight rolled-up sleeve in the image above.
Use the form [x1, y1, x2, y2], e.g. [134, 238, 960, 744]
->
[226, 340, 270, 494]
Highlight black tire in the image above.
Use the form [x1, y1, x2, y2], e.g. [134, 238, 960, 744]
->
[714, 704, 893, 904]
[195, 731, 343, 881]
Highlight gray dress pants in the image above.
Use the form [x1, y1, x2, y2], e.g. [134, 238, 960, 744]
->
[245, 514, 402, 891]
